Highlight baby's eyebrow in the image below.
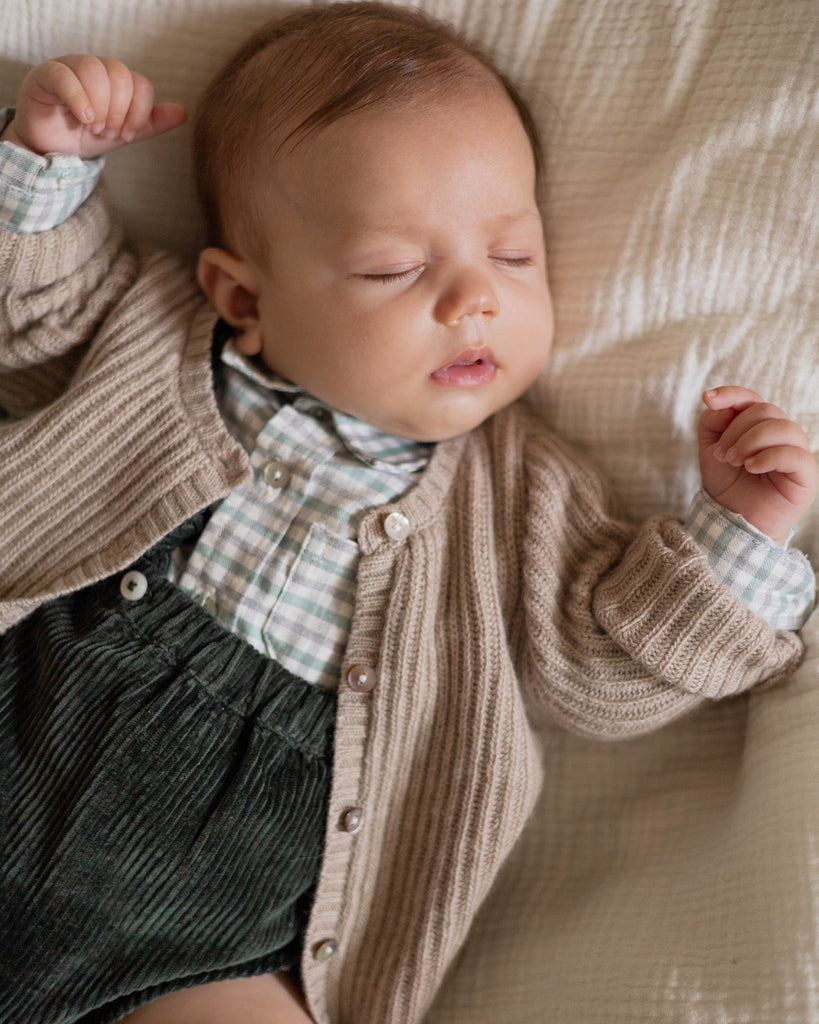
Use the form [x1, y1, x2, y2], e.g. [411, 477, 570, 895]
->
[489, 209, 544, 229]
[341, 210, 542, 244]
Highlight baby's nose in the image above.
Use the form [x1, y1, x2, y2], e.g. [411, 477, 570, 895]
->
[434, 268, 499, 326]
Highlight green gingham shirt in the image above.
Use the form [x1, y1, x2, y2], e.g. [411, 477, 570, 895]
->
[0, 131, 813, 688]
[170, 341, 429, 688]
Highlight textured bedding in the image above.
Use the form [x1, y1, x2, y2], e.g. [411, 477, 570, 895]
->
[2, 0, 817, 1020]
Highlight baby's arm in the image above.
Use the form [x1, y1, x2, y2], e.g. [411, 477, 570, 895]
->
[3, 54, 186, 157]
[698, 385, 818, 545]
[0, 56, 186, 398]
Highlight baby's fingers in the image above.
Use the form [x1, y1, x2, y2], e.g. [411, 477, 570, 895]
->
[24, 57, 100, 126]
[55, 56, 144, 141]
[715, 415, 809, 468]
[701, 385, 763, 413]
[743, 443, 819, 489]
[711, 402, 790, 457]
[130, 101, 188, 144]
[12, 53, 185, 157]
[60, 55, 184, 145]
[96, 60, 154, 141]
[699, 385, 767, 447]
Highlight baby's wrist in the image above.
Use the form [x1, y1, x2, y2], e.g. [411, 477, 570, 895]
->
[685, 490, 814, 631]
[721, 508, 793, 548]
[0, 114, 42, 156]
[704, 492, 795, 548]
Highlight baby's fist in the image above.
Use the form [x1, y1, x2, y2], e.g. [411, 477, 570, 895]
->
[699, 385, 818, 544]
[5, 54, 186, 158]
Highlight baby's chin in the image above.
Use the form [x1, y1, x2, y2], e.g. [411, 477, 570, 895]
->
[379, 409, 501, 444]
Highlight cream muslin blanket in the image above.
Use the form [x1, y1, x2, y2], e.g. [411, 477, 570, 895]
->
[2, 0, 817, 1020]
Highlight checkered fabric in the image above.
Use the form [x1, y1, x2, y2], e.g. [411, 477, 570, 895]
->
[170, 344, 430, 688]
[685, 489, 815, 630]
[0, 112, 103, 233]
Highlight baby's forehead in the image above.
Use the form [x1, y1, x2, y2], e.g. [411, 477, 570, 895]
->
[283, 77, 497, 152]
[267, 77, 531, 185]
[194, 3, 543, 261]
[261, 49, 501, 157]
[258, 87, 542, 248]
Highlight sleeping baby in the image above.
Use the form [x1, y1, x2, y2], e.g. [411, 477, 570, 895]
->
[0, 3, 815, 1022]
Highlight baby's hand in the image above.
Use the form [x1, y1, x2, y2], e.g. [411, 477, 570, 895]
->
[3, 54, 187, 158]
[699, 385, 818, 544]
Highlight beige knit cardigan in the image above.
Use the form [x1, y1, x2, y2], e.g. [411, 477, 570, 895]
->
[0, 192, 803, 1023]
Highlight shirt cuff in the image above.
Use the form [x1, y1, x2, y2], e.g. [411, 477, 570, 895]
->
[0, 108, 104, 233]
[685, 489, 816, 630]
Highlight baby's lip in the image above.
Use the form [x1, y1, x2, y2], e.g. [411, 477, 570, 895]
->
[429, 347, 497, 386]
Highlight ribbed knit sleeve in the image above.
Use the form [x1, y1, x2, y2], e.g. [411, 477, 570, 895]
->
[0, 189, 133, 416]
[592, 516, 803, 699]
[0, 191, 249, 633]
[507, 409, 804, 738]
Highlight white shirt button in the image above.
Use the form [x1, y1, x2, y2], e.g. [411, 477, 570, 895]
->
[384, 511, 411, 541]
[262, 460, 292, 489]
[313, 938, 338, 962]
[346, 665, 377, 693]
[120, 570, 148, 602]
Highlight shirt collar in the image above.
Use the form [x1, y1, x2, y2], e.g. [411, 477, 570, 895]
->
[220, 339, 432, 474]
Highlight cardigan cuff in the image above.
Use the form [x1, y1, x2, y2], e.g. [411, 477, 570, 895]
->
[592, 516, 804, 700]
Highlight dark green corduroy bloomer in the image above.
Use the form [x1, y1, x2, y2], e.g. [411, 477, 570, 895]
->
[0, 515, 336, 1024]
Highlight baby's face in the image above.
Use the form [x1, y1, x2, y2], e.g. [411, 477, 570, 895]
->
[242, 81, 553, 442]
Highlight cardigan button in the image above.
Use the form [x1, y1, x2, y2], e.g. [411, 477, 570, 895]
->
[313, 938, 338, 963]
[383, 511, 411, 541]
[346, 665, 376, 693]
[342, 807, 364, 834]
[120, 570, 148, 602]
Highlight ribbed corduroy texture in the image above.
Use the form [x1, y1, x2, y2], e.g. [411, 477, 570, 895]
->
[0, 518, 335, 1024]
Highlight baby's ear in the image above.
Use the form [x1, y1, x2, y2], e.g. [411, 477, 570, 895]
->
[196, 247, 263, 355]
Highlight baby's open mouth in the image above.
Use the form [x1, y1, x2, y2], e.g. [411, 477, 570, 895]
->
[429, 348, 497, 386]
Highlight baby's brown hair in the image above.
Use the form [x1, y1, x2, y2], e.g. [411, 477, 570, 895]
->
[194, 1, 542, 266]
